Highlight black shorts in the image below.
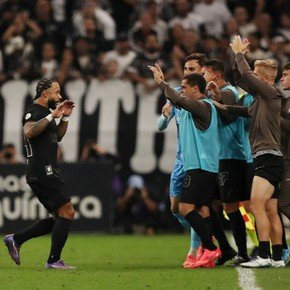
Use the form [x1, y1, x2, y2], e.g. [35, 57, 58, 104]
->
[219, 159, 252, 203]
[212, 177, 221, 201]
[180, 169, 218, 207]
[28, 178, 71, 213]
[253, 154, 284, 198]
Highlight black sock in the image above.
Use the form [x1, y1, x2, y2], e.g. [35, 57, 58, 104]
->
[228, 210, 248, 258]
[47, 217, 72, 263]
[13, 218, 55, 246]
[184, 210, 216, 251]
[272, 244, 283, 261]
[258, 241, 270, 259]
[209, 207, 232, 252]
[204, 216, 214, 238]
[278, 212, 288, 250]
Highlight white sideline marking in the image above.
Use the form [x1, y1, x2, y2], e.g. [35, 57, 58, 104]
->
[236, 267, 262, 290]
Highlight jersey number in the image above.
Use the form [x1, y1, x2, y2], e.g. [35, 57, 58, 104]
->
[24, 138, 33, 157]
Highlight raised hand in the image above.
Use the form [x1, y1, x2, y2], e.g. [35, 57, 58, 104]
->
[206, 81, 221, 101]
[51, 100, 69, 118]
[148, 63, 164, 84]
[62, 100, 75, 117]
[230, 35, 250, 55]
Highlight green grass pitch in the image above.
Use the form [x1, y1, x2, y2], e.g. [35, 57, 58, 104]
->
[0, 234, 289, 290]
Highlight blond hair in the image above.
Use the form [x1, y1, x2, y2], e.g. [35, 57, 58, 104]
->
[254, 59, 277, 79]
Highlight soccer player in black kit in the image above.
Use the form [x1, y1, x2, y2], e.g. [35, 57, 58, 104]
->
[3, 79, 76, 269]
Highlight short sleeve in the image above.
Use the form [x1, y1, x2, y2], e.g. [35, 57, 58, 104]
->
[22, 106, 44, 126]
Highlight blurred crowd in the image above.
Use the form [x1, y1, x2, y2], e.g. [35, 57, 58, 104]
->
[1, 0, 290, 234]
[0, 0, 289, 86]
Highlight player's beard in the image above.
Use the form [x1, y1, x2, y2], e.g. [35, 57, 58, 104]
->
[48, 99, 57, 110]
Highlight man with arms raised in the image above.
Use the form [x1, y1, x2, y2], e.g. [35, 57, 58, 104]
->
[150, 64, 221, 268]
[4, 79, 76, 269]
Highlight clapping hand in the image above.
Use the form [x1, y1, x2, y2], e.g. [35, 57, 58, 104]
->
[51, 100, 75, 118]
[62, 100, 75, 117]
[148, 63, 164, 84]
[206, 81, 221, 101]
[230, 35, 250, 55]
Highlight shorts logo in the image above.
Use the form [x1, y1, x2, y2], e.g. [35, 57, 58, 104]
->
[183, 175, 191, 188]
[219, 172, 228, 187]
[255, 165, 265, 170]
[45, 165, 53, 176]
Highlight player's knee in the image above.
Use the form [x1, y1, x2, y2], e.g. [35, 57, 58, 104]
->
[171, 204, 179, 214]
[179, 203, 194, 216]
[58, 203, 75, 220]
[66, 207, 75, 220]
[250, 198, 264, 213]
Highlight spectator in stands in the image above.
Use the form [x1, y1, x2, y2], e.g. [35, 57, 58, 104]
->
[111, 0, 137, 33]
[82, 17, 107, 55]
[73, 0, 116, 51]
[233, 5, 256, 38]
[164, 23, 185, 56]
[129, 11, 159, 53]
[169, 0, 205, 37]
[103, 33, 136, 79]
[33, 0, 66, 53]
[225, 18, 240, 43]
[0, 1, 33, 37]
[126, 33, 174, 92]
[114, 174, 168, 235]
[33, 42, 59, 79]
[102, 59, 119, 79]
[56, 48, 75, 85]
[171, 29, 203, 79]
[246, 32, 271, 62]
[267, 36, 289, 75]
[80, 139, 121, 169]
[202, 35, 220, 59]
[254, 12, 275, 51]
[1, 10, 41, 79]
[72, 36, 99, 81]
[144, 0, 168, 47]
[0, 143, 17, 164]
[193, 0, 233, 39]
[277, 12, 290, 42]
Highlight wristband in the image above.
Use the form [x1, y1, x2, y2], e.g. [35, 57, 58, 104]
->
[61, 116, 69, 122]
[45, 114, 53, 122]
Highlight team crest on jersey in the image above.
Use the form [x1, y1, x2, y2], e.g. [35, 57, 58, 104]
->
[183, 175, 191, 188]
[218, 172, 228, 187]
[25, 113, 31, 120]
[45, 165, 53, 175]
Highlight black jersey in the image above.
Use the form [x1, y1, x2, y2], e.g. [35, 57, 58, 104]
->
[22, 104, 61, 182]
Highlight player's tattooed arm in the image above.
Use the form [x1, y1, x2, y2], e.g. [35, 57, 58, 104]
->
[24, 119, 51, 139]
[56, 121, 68, 141]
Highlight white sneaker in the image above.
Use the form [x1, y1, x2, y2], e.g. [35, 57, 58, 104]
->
[271, 259, 285, 268]
[240, 256, 272, 268]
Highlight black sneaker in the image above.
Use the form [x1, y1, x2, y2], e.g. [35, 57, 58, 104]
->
[215, 248, 237, 266]
[231, 255, 250, 267]
[249, 246, 259, 259]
